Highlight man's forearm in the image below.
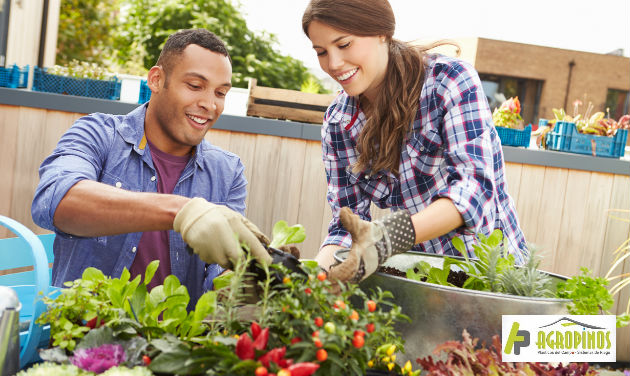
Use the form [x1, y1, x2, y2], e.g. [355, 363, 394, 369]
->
[53, 180, 190, 237]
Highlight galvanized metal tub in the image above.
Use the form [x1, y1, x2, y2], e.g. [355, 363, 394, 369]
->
[348, 251, 570, 365]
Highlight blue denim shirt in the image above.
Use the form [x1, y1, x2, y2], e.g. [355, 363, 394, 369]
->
[31, 104, 247, 306]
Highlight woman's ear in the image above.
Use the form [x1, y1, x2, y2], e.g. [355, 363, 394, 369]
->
[147, 66, 164, 93]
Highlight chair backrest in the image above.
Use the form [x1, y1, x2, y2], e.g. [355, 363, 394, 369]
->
[0, 216, 54, 368]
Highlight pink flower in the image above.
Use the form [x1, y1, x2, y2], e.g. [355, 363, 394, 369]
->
[70, 344, 126, 373]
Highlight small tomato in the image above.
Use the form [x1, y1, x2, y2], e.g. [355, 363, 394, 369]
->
[314, 317, 323, 327]
[317, 271, 326, 281]
[353, 330, 365, 338]
[304, 287, 312, 295]
[366, 323, 375, 333]
[283, 276, 291, 284]
[333, 300, 346, 310]
[142, 355, 151, 366]
[314, 338, 323, 348]
[312, 330, 319, 337]
[352, 335, 365, 348]
[255, 366, 269, 376]
[323, 322, 335, 334]
[349, 310, 359, 321]
[316, 349, 328, 362]
[366, 300, 377, 312]
[277, 370, 291, 376]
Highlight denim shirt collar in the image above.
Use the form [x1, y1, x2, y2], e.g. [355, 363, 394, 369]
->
[117, 103, 206, 170]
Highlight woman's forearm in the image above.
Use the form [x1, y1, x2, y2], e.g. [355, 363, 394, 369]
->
[410, 198, 464, 244]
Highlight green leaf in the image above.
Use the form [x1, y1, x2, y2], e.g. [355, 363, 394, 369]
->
[81, 267, 105, 282]
[269, 220, 306, 247]
[144, 260, 160, 286]
[212, 271, 234, 291]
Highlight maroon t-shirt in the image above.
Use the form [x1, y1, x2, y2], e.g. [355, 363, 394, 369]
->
[129, 139, 190, 290]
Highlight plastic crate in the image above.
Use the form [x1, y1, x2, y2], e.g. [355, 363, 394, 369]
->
[495, 124, 531, 147]
[32, 66, 121, 100]
[138, 79, 151, 103]
[546, 121, 628, 158]
[0, 64, 29, 88]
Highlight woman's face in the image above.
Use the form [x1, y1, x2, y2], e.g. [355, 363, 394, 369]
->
[308, 20, 389, 102]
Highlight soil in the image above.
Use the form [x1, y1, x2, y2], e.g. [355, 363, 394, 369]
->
[378, 266, 470, 288]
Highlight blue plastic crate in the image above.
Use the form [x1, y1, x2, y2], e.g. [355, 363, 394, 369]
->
[546, 121, 628, 158]
[32, 66, 121, 100]
[138, 79, 151, 103]
[495, 124, 531, 147]
[0, 64, 29, 88]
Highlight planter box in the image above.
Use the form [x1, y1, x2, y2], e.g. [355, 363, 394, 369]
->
[246, 78, 336, 124]
[496, 124, 531, 148]
[0, 64, 29, 88]
[32, 67, 121, 100]
[546, 121, 628, 158]
[357, 252, 569, 365]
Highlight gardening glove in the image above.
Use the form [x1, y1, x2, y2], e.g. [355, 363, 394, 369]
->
[328, 207, 416, 284]
[174, 197, 272, 269]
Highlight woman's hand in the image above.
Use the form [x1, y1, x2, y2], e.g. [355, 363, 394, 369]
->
[328, 207, 416, 283]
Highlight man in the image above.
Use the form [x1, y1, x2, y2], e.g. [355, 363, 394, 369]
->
[31, 29, 272, 306]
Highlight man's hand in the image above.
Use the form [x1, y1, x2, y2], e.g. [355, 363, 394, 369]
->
[174, 198, 272, 268]
[328, 207, 416, 283]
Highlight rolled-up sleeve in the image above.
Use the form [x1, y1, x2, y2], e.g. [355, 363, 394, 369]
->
[432, 64, 498, 233]
[31, 114, 113, 232]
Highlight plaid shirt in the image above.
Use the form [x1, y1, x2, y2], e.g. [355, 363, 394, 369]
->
[321, 54, 527, 264]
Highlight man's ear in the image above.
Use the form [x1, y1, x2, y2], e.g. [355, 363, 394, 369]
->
[147, 66, 164, 93]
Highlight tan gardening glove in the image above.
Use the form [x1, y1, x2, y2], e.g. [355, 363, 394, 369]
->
[173, 197, 272, 268]
[328, 207, 416, 283]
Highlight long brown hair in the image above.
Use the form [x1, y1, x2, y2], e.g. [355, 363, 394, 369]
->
[303, 0, 426, 174]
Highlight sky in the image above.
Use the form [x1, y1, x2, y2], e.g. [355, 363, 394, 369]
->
[235, 0, 630, 74]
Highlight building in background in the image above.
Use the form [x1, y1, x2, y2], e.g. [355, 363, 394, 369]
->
[448, 38, 630, 125]
[0, 0, 60, 70]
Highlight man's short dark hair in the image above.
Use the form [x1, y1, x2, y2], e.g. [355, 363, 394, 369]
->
[156, 28, 231, 80]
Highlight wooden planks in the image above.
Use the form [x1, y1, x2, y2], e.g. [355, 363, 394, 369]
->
[246, 79, 336, 124]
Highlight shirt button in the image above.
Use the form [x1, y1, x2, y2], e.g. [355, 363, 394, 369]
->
[364, 174, 370, 179]
[131, 247, 137, 253]
[419, 146, 425, 151]
[115, 182, 122, 188]
[151, 176, 156, 182]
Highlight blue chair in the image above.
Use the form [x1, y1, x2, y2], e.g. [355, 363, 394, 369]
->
[0, 215, 55, 368]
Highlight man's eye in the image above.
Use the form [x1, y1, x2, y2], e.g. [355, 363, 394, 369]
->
[217, 91, 227, 98]
[188, 83, 201, 89]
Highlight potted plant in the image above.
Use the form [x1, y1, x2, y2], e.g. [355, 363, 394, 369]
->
[32, 60, 121, 101]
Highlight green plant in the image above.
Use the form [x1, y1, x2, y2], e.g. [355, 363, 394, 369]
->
[492, 97, 523, 129]
[36, 228, 416, 375]
[405, 230, 554, 298]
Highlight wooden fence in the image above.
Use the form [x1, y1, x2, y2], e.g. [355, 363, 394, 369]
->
[1, 103, 629, 356]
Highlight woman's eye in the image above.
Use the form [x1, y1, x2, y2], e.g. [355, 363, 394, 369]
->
[316, 50, 327, 57]
[339, 42, 351, 49]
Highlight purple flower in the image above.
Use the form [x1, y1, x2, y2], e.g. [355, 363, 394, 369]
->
[70, 344, 127, 373]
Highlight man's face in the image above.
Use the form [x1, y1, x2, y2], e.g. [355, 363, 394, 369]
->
[146, 44, 232, 156]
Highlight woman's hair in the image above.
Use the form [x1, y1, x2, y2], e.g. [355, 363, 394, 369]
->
[303, 0, 452, 174]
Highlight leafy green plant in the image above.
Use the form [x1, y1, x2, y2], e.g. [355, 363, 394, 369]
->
[269, 220, 306, 248]
[405, 230, 554, 298]
[37, 260, 217, 350]
[36, 233, 416, 375]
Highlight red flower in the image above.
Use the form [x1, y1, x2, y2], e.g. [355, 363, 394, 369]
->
[287, 362, 320, 376]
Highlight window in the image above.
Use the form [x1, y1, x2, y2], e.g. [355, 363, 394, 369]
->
[479, 74, 543, 126]
[605, 89, 630, 120]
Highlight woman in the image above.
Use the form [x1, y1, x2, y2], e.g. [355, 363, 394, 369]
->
[302, 0, 527, 283]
